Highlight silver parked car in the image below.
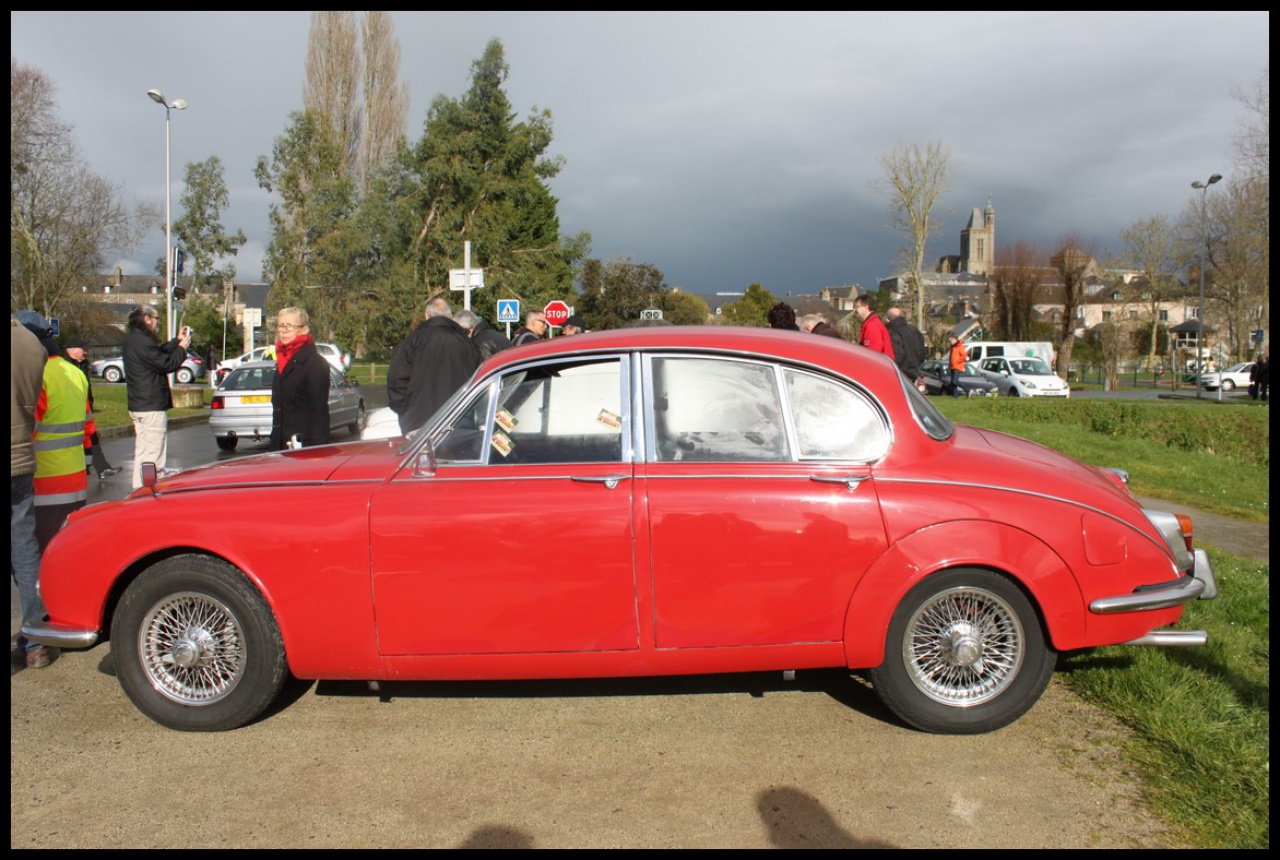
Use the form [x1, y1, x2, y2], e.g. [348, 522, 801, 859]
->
[210, 360, 366, 451]
[90, 351, 208, 384]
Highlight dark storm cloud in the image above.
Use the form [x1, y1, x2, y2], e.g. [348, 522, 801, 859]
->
[11, 11, 1268, 297]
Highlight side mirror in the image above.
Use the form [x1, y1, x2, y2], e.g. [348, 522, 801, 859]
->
[141, 462, 158, 488]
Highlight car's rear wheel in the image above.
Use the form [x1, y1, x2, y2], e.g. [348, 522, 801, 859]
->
[350, 402, 366, 436]
[176, 367, 194, 384]
[215, 436, 238, 451]
[111, 555, 287, 732]
[868, 568, 1056, 734]
[104, 367, 123, 383]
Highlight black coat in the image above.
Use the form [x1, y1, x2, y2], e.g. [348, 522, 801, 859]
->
[269, 340, 331, 450]
[887, 315, 926, 380]
[471, 318, 512, 361]
[122, 326, 186, 412]
[387, 316, 481, 435]
[811, 321, 844, 340]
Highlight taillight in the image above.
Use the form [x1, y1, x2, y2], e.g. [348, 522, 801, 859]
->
[1175, 513, 1194, 553]
[211, 396, 224, 410]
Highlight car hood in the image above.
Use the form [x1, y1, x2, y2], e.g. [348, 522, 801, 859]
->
[136, 439, 403, 493]
[960, 425, 1136, 507]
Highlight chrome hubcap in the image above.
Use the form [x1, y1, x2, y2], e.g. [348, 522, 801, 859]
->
[902, 586, 1025, 707]
[138, 591, 246, 706]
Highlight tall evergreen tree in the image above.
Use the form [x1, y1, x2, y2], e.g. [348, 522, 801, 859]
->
[408, 39, 585, 323]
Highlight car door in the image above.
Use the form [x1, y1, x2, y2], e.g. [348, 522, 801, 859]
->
[368, 356, 639, 656]
[640, 355, 890, 649]
[980, 357, 1013, 394]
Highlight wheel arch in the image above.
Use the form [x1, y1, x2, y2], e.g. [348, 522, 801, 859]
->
[102, 548, 290, 664]
[842, 520, 1085, 668]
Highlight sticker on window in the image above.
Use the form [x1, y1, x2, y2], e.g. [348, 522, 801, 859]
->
[495, 409, 517, 432]
[491, 431, 513, 457]
[597, 409, 622, 429]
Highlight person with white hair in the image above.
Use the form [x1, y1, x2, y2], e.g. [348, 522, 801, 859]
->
[387, 295, 480, 435]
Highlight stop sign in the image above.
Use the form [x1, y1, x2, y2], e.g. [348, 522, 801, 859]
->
[543, 300, 571, 327]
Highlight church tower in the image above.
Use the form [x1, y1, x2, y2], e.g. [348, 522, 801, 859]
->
[960, 198, 995, 276]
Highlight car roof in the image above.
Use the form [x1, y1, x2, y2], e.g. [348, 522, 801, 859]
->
[475, 325, 903, 397]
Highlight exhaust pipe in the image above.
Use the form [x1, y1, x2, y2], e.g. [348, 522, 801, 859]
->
[1119, 630, 1207, 647]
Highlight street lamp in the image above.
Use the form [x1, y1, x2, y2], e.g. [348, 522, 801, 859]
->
[1190, 172, 1222, 399]
[147, 88, 187, 342]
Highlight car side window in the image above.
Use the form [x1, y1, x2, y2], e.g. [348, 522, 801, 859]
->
[785, 369, 890, 461]
[651, 357, 787, 462]
[484, 359, 625, 465]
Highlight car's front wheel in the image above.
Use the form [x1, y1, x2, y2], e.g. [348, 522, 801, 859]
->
[104, 366, 123, 383]
[868, 568, 1056, 734]
[111, 555, 287, 731]
[1221, 379, 1236, 391]
[215, 436, 238, 451]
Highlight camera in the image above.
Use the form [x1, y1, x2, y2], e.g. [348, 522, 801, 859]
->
[180, 326, 192, 339]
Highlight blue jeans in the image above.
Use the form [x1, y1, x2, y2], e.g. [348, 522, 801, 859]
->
[10, 473, 46, 652]
[950, 368, 962, 397]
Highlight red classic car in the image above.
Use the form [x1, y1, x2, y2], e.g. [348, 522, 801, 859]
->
[24, 326, 1216, 733]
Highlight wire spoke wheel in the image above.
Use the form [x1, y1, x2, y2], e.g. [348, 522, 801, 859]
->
[140, 591, 246, 705]
[902, 586, 1024, 706]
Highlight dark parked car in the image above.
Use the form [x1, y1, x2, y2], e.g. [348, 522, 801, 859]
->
[918, 359, 999, 397]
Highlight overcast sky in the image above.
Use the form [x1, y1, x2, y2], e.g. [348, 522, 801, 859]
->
[11, 11, 1269, 301]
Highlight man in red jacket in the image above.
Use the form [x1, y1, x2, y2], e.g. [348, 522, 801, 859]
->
[854, 294, 894, 359]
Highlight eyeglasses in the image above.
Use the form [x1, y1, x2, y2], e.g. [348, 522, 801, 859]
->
[276, 323, 305, 332]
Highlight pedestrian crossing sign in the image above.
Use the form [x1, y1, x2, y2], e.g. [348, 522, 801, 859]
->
[497, 300, 520, 323]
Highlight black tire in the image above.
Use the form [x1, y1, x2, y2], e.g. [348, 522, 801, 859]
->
[111, 555, 287, 732]
[215, 436, 238, 451]
[867, 568, 1056, 734]
[104, 366, 124, 383]
[1004, 386, 1019, 397]
[350, 402, 366, 436]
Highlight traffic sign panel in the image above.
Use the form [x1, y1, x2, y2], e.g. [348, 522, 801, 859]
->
[497, 299, 520, 323]
[543, 300, 571, 327]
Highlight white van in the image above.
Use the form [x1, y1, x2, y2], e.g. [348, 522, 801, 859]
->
[965, 341, 1056, 370]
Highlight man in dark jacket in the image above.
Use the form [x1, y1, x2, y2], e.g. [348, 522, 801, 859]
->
[387, 295, 481, 435]
[510, 310, 547, 346]
[885, 307, 926, 381]
[454, 308, 511, 361]
[122, 305, 190, 488]
[799, 313, 844, 339]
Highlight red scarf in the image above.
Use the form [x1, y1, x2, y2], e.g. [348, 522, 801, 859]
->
[276, 333, 313, 372]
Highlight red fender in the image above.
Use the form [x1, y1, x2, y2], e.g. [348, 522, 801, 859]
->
[842, 520, 1085, 669]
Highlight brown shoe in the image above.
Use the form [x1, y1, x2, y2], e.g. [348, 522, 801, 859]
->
[25, 646, 52, 669]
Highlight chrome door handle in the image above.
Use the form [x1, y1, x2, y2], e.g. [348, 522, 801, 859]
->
[571, 475, 630, 490]
[810, 475, 870, 492]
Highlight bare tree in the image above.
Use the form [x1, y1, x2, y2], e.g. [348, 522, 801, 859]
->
[875, 141, 953, 331]
[1229, 67, 1269, 357]
[1050, 234, 1099, 374]
[360, 10, 408, 192]
[989, 240, 1043, 341]
[304, 11, 362, 183]
[11, 60, 152, 317]
[1112, 215, 1183, 368]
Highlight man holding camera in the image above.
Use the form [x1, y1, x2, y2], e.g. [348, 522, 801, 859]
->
[122, 306, 191, 488]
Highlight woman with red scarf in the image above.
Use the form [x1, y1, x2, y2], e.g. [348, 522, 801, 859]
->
[268, 307, 331, 450]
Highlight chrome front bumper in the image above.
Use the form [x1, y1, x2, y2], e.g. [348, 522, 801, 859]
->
[1090, 548, 1217, 647]
[19, 620, 99, 649]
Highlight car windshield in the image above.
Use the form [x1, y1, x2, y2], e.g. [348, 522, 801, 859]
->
[1010, 358, 1053, 375]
